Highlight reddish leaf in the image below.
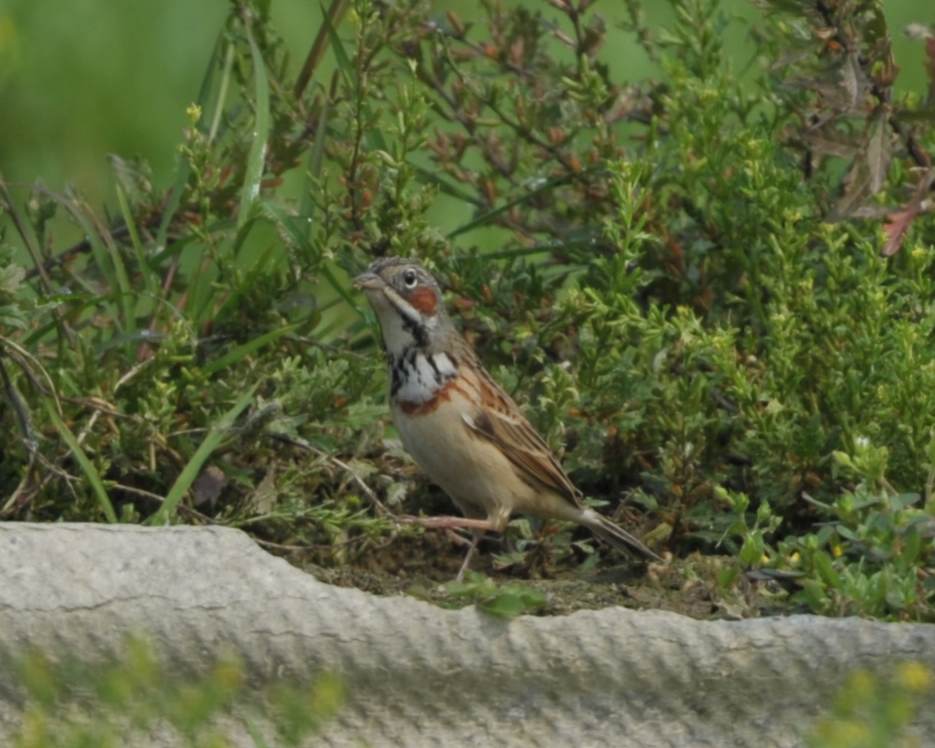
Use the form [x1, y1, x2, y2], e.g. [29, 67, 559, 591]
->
[883, 205, 919, 256]
[882, 168, 934, 256]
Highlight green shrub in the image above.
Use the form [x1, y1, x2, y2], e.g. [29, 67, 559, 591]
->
[808, 661, 933, 748]
[11, 637, 343, 748]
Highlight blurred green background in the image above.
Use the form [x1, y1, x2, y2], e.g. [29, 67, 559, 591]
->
[1, 1, 929, 228]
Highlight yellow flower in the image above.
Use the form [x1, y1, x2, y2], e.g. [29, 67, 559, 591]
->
[895, 662, 932, 693]
[186, 103, 203, 125]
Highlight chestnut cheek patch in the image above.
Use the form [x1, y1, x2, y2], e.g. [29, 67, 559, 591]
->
[407, 287, 438, 315]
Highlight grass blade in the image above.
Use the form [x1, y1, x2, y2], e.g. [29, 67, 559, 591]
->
[321, 1, 355, 87]
[157, 31, 226, 250]
[208, 42, 236, 144]
[308, 92, 331, 183]
[299, 86, 331, 241]
[258, 200, 365, 322]
[115, 182, 158, 303]
[63, 190, 135, 338]
[294, 0, 349, 98]
[44, 400, 117, 523]
[65, 195, 112, 287]
[147, 383, 258, 525]
[203, 323, 299, 376]
[238, 15, 271, 231]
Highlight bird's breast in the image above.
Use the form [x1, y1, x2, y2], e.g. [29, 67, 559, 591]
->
[391, 377, 532, 518]
[391, 349, 457, 404]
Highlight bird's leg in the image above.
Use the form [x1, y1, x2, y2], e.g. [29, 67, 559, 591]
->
[455, 531, 481, 582]
[452, 507, 510, 582]
[399, 510, 511, 581]
[400, 515, 498, 532]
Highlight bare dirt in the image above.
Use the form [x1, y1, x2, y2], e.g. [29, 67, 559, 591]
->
[291, 531, 784, 619]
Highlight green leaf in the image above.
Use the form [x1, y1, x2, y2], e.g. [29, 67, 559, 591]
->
[798, 579, 828, 611]
[739, 534, 763, 566]
[889, 493, 921, 511]
[814, 551, 842, 589]
[479, 586, 547, 619]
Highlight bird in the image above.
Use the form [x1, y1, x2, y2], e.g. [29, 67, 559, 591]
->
[353, 256, 662, 579]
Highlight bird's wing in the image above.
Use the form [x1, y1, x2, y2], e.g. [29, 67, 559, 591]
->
[459, 350, 581, 507]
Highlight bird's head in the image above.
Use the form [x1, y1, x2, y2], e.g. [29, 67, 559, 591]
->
[353, 257, 450, 354]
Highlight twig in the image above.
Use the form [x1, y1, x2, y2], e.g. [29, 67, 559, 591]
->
[0, 177, 54, 293]
[267, 432, 394, 519]
[0, 351, 37, 455]
[108, 482, 213, 523]
[294, 0, 350, 100]
[2, 450, 38, 516]
[115, 359, 155, 392]
[254, 533, 399, 552]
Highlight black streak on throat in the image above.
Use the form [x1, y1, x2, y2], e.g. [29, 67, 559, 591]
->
[390, 345, 458, 398]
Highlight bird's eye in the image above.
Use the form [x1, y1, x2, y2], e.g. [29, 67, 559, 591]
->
[402, 269, 418, 288]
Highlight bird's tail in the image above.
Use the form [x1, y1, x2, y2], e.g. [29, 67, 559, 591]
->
[582, 509, 663, 562]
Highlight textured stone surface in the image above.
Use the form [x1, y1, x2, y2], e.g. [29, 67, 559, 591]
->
[0, 523, 932, 746]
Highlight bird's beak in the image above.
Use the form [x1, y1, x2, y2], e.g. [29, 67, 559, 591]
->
[352, 271, 384, 291]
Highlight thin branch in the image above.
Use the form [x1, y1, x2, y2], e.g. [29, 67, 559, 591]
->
[267, 433, 496, 538]
[0, 352, 37, 455]
[293, 0, 350, 99]
[108, 481, 213, 523]
[268, 432, 394, 519]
